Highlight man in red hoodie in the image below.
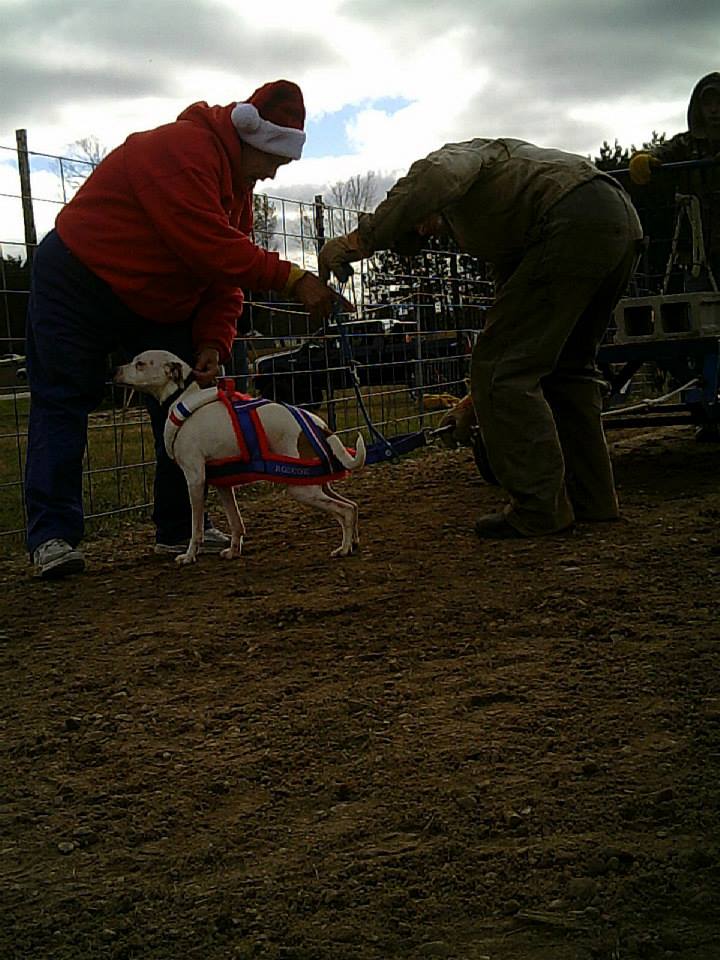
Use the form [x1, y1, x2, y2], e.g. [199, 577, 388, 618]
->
[26, 80, 341, 578]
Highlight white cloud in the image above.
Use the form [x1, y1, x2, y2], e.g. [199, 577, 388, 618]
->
[0, 159, 66, 252]
[1, 0, 717, 206]
[566, 97, 689, 152]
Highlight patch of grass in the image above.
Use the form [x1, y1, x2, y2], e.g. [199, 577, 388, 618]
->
[321, 381, 456, 440]
[0, 393, 30, 543]
[0, 394, 157, 553]
[82, 403, 156, 522]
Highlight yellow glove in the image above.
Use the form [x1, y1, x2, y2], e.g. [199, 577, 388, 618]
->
[280, 263, 306, 297]
[317, 231, 368, 284]
[629, 152, 662, 186]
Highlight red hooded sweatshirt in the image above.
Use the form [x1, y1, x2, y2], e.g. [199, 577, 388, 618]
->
[55, 102, 292, 359]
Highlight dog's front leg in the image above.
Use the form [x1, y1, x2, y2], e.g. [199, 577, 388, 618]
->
[177, 463, 206, 565]
[215, 486, 245, 559]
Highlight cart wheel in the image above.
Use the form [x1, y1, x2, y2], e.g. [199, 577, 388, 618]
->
[471, 427, 499, 486]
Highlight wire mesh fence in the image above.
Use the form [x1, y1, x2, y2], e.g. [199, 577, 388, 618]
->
[3, 138, 718, 552]
[0, 140, 489, 550]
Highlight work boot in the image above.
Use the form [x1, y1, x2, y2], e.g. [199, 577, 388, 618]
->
[474, 513, 525, 540]
[474, 513, 575, 540]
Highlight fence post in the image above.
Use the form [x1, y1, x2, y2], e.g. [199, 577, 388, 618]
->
[15, 129, 37, 265]
[312, 195, 339, 429]
[313, 194, 325, 255]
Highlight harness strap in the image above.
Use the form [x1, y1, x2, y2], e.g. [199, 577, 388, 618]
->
[205, 392, 349, 487]
[164, 384, 223, 460]
[286, 404, 334, 474]
[159, 372, 197, 417]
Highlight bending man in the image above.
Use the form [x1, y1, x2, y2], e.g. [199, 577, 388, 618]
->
[320, 138, 642, 539]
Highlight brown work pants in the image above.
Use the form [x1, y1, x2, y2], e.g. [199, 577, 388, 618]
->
[471, 178, 643, 535]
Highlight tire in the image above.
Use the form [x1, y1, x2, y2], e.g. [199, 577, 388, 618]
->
[471, 428, 499, 486]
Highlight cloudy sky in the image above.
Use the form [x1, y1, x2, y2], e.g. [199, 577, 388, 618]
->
[1, 0, 718, 236]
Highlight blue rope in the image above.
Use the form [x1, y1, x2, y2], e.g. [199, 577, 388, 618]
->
[330, 294, 399, 461]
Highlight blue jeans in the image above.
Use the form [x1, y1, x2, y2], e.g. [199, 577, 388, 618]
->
[25, 229, 204, 553]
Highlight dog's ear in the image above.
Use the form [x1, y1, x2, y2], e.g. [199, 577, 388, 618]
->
[167, 362, 184, 385]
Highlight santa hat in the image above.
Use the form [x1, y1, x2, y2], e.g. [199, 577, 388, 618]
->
[231, 80, 306, 160]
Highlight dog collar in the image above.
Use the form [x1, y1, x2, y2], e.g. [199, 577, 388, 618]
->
[160, 372, 197, 416]
[163, 384, 222, 460]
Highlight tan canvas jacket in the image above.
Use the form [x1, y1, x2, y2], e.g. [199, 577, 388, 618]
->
[358, 138, 620, 271]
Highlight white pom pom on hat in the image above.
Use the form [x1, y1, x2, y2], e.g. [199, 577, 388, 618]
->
[231, 79, 306, 160]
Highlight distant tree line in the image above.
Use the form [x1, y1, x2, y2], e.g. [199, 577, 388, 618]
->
[0, 254, 31, 352]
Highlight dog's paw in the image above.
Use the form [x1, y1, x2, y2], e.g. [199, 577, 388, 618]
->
[220, 536, 243, 560]
[175, 552, 198, 565]
[331, 545, 353, 558]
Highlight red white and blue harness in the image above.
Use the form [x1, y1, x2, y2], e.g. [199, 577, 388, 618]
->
[164, 385, 349, 487]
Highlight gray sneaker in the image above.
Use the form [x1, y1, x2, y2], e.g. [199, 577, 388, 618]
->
[33, 539, 85, 579]
[154, 526, 231, 555]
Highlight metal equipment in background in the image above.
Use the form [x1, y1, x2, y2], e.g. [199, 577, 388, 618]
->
[600, 157, 720, 435]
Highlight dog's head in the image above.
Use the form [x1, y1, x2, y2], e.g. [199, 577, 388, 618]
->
[113, 350, 190, 398]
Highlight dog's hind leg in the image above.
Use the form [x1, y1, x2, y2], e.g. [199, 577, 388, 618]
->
[287, 484, 356, 557]
[323, 483, 359, 549]
[215, 486, 245, 559]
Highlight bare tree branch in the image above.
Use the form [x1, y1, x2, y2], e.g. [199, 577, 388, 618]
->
[63, 136, 109, 195]
[252, 194, 279, 250]
[328, 172, 380, 213]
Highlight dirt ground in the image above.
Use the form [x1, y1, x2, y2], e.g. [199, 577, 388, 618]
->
[1, 426, 719, 960]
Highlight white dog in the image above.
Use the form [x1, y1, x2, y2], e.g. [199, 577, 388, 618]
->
[114, 350, 366, 564]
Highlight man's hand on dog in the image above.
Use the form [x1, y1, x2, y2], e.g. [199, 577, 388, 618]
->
[293, 272, 355, 322]
[193, 346, 222, 386]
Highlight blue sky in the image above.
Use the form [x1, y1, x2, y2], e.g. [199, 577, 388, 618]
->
[303, 98, 412, 159]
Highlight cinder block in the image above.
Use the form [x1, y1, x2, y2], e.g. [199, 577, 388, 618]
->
[613, 292, 720, 342]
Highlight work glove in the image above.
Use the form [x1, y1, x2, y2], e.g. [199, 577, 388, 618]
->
[292, 272, 355, 324]
[629, 152, 662, 186]
[317, 231, 368, 284]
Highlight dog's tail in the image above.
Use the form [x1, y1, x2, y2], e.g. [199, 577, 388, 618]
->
[327, 432, 366, 471]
